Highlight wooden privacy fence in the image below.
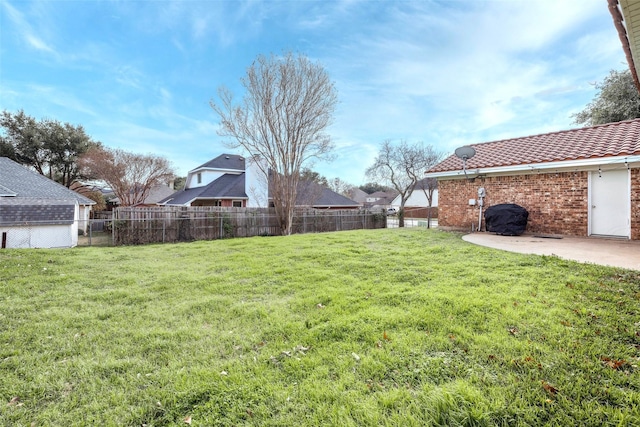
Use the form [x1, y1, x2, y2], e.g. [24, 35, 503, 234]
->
[111, 206, 386, 245]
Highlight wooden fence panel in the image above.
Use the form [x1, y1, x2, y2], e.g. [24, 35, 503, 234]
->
[112, 206, 385, 245]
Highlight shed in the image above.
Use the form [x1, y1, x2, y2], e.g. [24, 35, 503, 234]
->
[0, 157, 95, 248]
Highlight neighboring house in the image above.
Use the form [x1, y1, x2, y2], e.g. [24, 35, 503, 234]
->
[296, 180, 360, 210]
[348, 188, 368, 205]
[0, 157, 95, 248]
[159, 154, 359, 209]
[364, 191, 398, 210]
[159, 154, 250, 207]
[425, 118, 640, 239]
[391, 178, 438, 216]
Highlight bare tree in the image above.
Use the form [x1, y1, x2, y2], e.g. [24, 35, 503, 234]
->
[366, 140, 443, 227]
[417, 177, 438, 228]
[328, 177, 355, 197]
[79, 147, 175, 206]
[211, 52, 338, 235]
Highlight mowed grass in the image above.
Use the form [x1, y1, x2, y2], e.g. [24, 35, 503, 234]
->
[0, 229, 638, 426]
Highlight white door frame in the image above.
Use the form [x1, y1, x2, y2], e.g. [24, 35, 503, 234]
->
[588, 168, 631, 238]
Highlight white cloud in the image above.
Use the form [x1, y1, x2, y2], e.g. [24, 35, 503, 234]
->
[26, 84, 98, 117]
[2, 0, 57, 55]
[321, 0, 622, 156]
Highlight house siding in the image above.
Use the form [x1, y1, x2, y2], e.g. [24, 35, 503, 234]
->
[438, 171, 593, 236]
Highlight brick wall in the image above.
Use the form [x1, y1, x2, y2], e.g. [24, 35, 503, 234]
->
[438, 171, 591, 236]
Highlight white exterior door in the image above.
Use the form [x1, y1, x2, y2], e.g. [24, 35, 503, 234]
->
[590, 169, 630, 237]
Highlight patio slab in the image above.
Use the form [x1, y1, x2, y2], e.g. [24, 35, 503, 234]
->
[462, 233, 640, 271]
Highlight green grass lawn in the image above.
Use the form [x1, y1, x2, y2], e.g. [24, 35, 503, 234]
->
[1, 229, 638, 426]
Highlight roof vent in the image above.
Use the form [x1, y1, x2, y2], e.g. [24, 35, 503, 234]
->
[225, 156, 230, 159]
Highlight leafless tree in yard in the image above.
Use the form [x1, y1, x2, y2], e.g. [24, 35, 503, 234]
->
[79, 146, 175, 206]
[211, 52, 338, 235]
[366, 140, 443, 227]
[417, 177, 438, 228]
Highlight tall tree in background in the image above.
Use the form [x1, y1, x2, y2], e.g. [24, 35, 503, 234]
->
[572, 69, 640, 126]
[300, 168, 329, 187]
[211, 52, 338, 235]
[359, 182, 392, 194]
[0, 110, 99, 187]
[79, 147, 175, 206]
[366, 140, 443, 227]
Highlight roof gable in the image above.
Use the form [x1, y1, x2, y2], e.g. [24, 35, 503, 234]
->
[192, 154, 245, 172]
[159, 173, 246, 205]
[429, 118, 640, 173]
[0, 157, 95, 205]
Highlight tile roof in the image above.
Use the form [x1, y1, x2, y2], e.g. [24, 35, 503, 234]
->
[159, 173, 247, 205]
[428, 118, 640, 173]
[0, 198, 75, 225]
[192, 154, 245, 171]
[0, 157, 95, 205]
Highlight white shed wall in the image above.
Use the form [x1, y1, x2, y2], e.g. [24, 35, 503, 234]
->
[0, 224, 75, 248]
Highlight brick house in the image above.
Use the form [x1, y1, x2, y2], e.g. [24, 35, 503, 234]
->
[425, 118, 640, 239]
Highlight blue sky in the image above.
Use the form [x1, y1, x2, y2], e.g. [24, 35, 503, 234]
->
[0, 0, 627, 185]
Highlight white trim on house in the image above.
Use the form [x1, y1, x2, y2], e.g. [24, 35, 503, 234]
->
[426, 154, 640, 179]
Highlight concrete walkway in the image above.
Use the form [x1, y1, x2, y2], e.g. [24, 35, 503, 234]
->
[462, 233, 640, 271]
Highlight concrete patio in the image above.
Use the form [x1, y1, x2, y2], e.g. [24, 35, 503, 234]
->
[462, 233, 640, 270]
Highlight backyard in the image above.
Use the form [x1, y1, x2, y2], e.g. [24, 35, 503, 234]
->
[0, 228, 638, 426]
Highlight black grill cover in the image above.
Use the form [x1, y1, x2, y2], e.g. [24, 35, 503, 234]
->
[484, 203, 528, 236]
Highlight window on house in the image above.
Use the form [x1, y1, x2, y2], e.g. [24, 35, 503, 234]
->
[214, 200, 222, 207]
[197, 173, 202, 184]
[232, 201, 242, 207]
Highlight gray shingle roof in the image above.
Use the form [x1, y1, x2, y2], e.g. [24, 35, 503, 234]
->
[159, 173, 247, 205]
[296, 181, 359, 208]
[0, 157, 95, 205]
[0, 183, 17, 196]
[312, 188, 360, 207]
[192, 154, 245, 172]
[0, 198, 75, 225]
